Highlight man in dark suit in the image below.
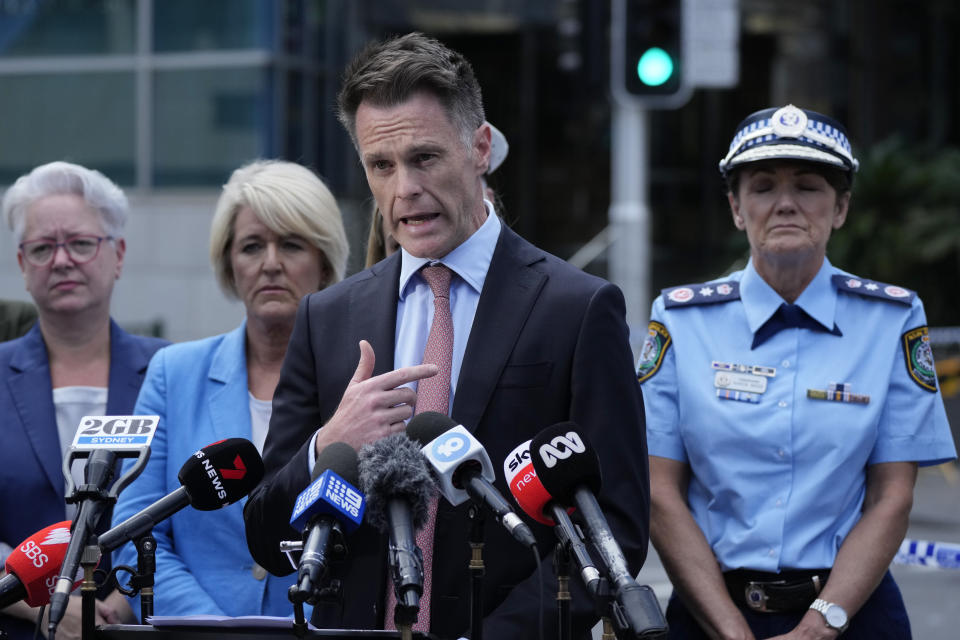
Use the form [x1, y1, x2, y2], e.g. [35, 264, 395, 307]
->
[244, 32, 649, 639]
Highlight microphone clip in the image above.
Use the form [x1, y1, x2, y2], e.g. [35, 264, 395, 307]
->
[65, 482, 115, 506]
[315, 521, 349, 563]
[387, 543, 424, 593]
[62, 444, 152, 505]
[109, 532, 158, 624]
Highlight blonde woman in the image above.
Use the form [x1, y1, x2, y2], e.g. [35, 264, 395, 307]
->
[111, 160, 348, 617]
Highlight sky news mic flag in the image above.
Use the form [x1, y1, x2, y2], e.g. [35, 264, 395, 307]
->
[503, 439, 600, 594]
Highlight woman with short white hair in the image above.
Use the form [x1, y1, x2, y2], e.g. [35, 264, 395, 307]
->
[0, 161, 168, 640]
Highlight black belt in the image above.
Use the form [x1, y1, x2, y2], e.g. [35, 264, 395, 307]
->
[723, 568, 829, 613]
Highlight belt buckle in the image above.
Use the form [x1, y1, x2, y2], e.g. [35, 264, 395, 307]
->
[744, 581, 769, 612]
[744, 580, 785, 612]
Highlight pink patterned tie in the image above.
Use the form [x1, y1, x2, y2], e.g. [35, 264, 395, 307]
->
[386, 264, 452, 632]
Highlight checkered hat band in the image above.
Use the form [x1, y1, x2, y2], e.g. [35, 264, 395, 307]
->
[728, 117, 853, 157]
[721, 117, 857, 172]
[726, 143, 847, 170]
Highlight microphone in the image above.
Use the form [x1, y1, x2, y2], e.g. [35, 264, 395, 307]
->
[503, 440, 557, 526]
[290, 442, 365, 603]
[49, 415, 160, 633]
[407, 412, 537, 549]
[0, 522, 77, 608]
[530, 423, 667, 638]
[48, 448, 117, 631]
[99, 438, 264, 552]
[357, 433, 435, 627]
[503, 440, 600, 593]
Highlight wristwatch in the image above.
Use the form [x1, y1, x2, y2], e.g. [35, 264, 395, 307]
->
[810, 598, 849, 633]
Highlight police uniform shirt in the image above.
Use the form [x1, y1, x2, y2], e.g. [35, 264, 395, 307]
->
[638, 257, 956, 572]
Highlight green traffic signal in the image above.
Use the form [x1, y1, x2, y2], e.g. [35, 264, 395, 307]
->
[636, 47, 675, 87]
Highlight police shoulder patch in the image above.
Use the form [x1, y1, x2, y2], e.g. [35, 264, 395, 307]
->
[637, 321, 671, 383]
[832, 274, 915, 305]
[662, 280, 740, 309]
[902, 326, 938, 392]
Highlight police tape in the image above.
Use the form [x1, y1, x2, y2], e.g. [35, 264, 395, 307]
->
[894, 539, 960, 569]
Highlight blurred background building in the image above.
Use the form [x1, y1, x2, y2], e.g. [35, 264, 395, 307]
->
[0, 0, 957, 343]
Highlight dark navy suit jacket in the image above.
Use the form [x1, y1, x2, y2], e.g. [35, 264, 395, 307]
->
[245, 226, 650, 640]
[0, 320, 167, 640]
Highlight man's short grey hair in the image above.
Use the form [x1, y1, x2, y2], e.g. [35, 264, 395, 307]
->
[1, 161, 128, 245]
[336, 32, 485, 148]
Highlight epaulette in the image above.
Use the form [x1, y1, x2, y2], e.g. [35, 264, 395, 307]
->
[662, 280, 740, 309]
[831, 274, 915, 306]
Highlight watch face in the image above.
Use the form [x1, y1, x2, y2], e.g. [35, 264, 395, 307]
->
[825, 605, 848, 628]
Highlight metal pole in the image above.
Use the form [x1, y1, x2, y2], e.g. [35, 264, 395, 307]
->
[609, 100, 650, 356]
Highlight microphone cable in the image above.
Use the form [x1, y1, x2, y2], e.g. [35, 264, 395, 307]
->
[532, 544, 544, 640]
[33, 604, 45, 640]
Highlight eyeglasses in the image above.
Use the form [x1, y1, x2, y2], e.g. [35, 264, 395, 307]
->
[19, 235, 115, 267]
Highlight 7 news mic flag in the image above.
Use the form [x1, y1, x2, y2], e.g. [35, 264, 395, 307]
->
[99, 438, 264, 552]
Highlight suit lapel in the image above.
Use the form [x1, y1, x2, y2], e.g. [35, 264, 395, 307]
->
[105, 320, 151, 414]
[7, 325, 63, 496]
[453, 226, 547, 432]
[208, 324, 252, 442]
[350, 254, 401, 375]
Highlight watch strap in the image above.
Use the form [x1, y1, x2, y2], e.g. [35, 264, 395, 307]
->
[810, 598, 849, 633]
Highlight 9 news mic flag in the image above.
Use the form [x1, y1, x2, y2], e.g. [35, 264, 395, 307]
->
[290, 442, 365, 603]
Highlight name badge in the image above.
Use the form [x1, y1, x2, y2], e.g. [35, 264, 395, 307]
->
[714, 371, 767, 394]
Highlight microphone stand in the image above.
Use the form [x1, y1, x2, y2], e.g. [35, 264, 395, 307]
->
[552, 540, 571, 640]
[80, 541, 99, 640]
[601, 617, 617, 640]
[467, 505, 484, 640]
[134, 534, 157, 623]
[288, 591, 309, 640]
[106, 533, 158, 626]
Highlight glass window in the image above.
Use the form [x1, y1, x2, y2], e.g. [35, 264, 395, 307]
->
[152, 67, 271, 186]
[0, 72, 135, 185]
[153, 0, 274, 52]
[0, 0, 136, 57]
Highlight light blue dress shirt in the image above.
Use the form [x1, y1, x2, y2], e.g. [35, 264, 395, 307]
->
[394, 203, 501, 413]
[639, 257, 955, 572]
[307, 204, 500, 470]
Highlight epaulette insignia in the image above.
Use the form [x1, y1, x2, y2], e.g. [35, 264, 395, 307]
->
[832, 275, 915, 305]
[662, 280, 740, 309]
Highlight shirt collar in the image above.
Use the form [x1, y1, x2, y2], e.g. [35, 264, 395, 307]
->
[398, 199, 501, 299]
[740, 256, 838, 334]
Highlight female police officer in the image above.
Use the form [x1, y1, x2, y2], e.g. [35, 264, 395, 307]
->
[638, 105, 956, 639]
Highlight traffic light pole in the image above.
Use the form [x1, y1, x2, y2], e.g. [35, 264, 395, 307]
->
[609, 99, 650, 357]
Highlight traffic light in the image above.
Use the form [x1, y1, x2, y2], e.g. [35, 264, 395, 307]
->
[613, 0, 685, 104]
